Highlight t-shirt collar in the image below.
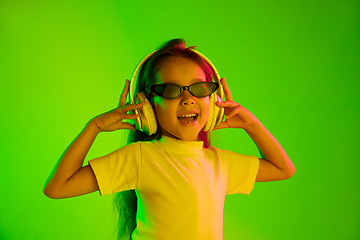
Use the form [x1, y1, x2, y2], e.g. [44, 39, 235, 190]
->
[153, 135, 204, 155]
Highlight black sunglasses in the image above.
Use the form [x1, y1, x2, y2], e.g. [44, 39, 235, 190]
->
[150, 82, 219, 99]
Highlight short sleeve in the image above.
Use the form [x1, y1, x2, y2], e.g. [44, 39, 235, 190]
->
[88, 142, 142, 196]
[222, 150, 259, 195]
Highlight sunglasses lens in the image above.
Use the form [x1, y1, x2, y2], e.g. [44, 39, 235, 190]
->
[155, 84, 181, 99]
[190, 82, 216, 97]
[151, 82, 218, 99]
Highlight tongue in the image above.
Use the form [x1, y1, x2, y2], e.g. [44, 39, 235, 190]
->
[179, 117, 194, 122]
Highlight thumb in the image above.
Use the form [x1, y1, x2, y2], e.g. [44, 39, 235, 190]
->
[213, 121, 228, 130]
[121, 122, 137, 131]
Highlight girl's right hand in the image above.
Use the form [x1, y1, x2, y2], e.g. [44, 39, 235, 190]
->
[90, 79, 145, 132]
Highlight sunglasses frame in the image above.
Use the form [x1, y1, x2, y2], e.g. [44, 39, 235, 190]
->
[149, 82, 219, 99]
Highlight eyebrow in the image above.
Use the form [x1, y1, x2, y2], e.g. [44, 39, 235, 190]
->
[192, 78, 206, 82]
[163, 78, 206, 84]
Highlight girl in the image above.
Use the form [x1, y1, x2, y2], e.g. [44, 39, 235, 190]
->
[44, 38, 295, 240]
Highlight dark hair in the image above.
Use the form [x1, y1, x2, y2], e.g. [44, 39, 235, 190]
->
[114, 38, 215, 239]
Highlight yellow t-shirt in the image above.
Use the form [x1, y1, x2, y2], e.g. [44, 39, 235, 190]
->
[89, 136, 259, 240]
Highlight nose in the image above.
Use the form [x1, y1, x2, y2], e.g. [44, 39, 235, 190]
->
[180, 90, 195, 106]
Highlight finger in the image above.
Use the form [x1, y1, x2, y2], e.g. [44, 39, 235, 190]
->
[120, 100, 145, 113]
[220, 77, 233, 102]
[119, 79, 130, 107]
[215, 101, 240, 108]
[121, 113, 140, 120]
[225, 106, 242, 119]
[107, 121, 137, 132]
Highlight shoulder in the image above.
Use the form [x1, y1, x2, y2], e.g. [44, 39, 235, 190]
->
[128, 140, 165, 156]
[206, 146, 248, 157]
[114, 141, 160, 157]
[92, 141, 144, 162]
[205, 146, 259, 165]
[118, 140, 156, 151]
[114, 141, 142, 154]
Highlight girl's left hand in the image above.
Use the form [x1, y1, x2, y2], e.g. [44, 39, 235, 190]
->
[214, 78, 260, 130]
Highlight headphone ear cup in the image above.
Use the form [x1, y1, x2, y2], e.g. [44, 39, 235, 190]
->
[203, 93, 224, 132]
[134, 93, 157, 135]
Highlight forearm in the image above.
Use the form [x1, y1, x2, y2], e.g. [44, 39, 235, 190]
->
[245, 122, 295, 177]
[44, 120, 100, 191]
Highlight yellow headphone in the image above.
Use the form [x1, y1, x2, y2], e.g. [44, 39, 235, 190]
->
[129, 49, 224, 136]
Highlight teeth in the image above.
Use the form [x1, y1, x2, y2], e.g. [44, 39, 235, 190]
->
[179, 114, 196, 118]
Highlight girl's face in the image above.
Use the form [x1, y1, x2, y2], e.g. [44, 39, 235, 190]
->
[152, 56, 210, 141]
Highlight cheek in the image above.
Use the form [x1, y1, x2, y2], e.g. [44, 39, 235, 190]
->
[152, 97, 171, 120]
[199, 99, 211, 123]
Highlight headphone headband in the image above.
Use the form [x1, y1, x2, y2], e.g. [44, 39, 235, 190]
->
[129, 48, 224, 104]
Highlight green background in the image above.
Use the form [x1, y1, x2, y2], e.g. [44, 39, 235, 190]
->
[1, 1, 359, 239]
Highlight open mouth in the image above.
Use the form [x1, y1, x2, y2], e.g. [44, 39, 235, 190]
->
[178, 113, 198, 124]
